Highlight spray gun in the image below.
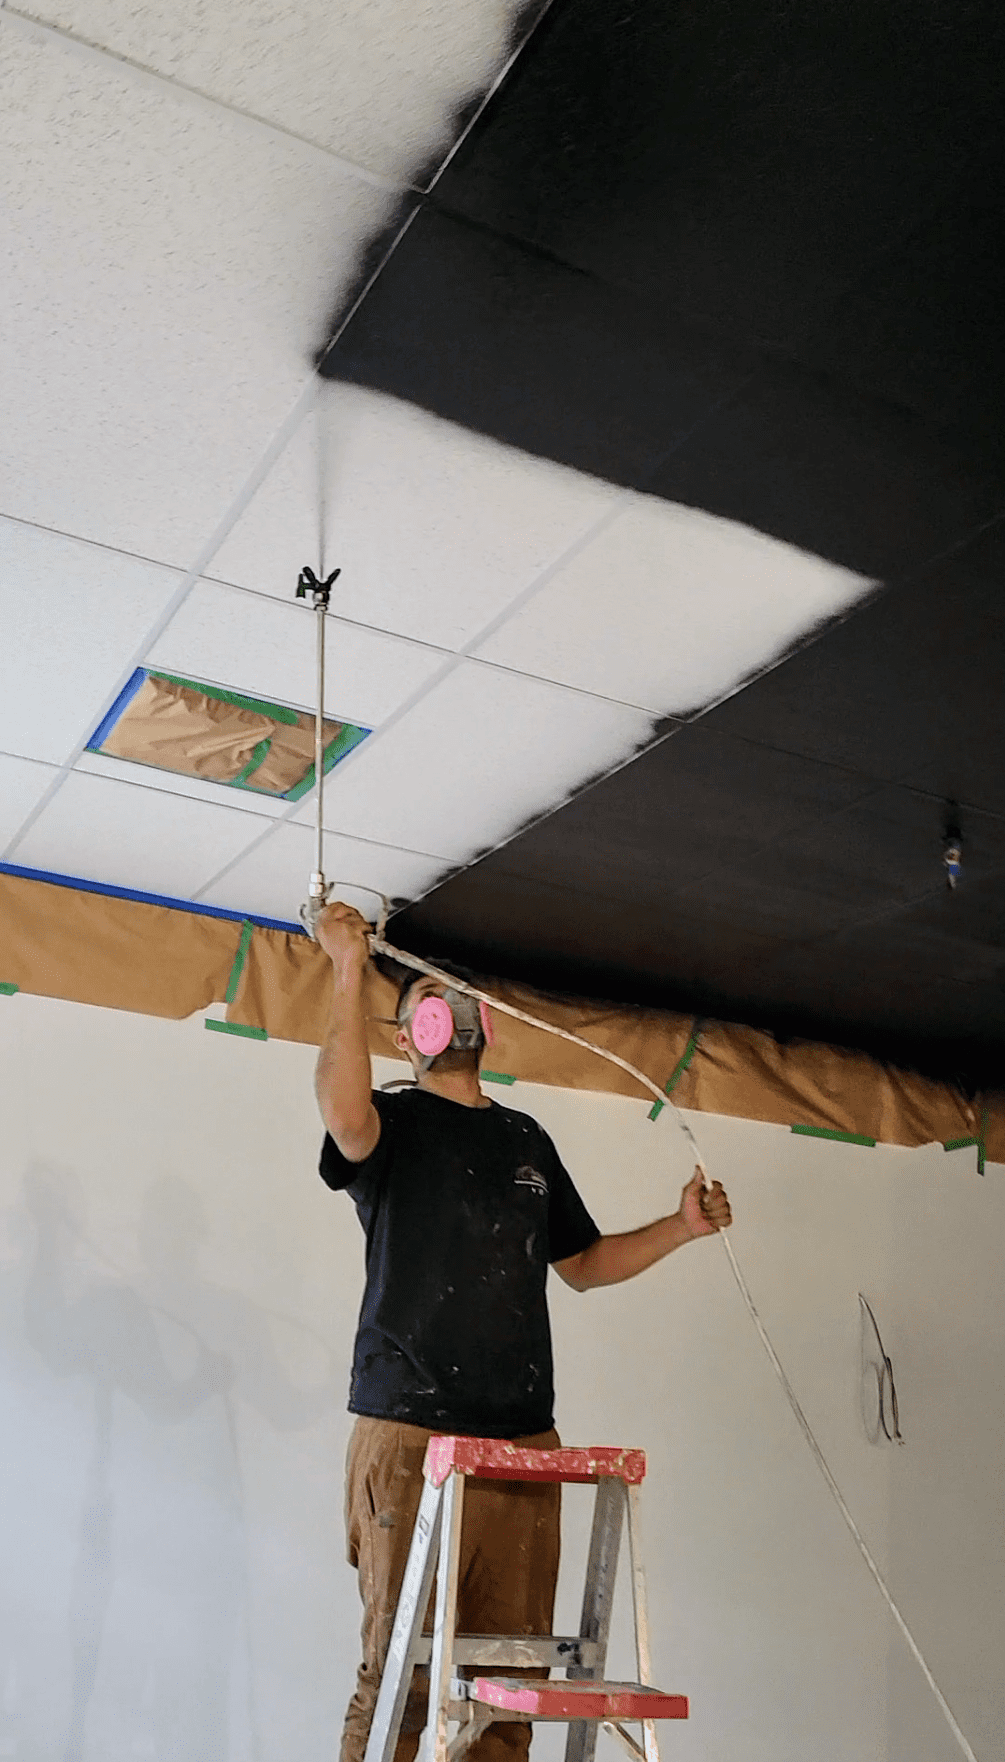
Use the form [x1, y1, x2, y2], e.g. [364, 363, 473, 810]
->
[295, 565, 341, 940]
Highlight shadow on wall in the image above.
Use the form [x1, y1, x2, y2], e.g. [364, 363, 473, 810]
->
[3, 1164, 338, 1762]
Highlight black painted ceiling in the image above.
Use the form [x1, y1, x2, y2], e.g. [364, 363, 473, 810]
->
[321, 0, 1005, 1086]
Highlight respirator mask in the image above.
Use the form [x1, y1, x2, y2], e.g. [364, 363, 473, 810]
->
[403, 988, 495, 1071]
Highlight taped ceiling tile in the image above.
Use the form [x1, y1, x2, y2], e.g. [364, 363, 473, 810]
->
[197, 820, 449, 922]
[14, 0, 530, 183]
[211, 385, 622, 651]
[475, 497, 876, 716]
[14, 770, 274, 899]
[146, 581, 449, 729]
[0, 754, 58, 850]
[296, 660, 655, 861]
[0, 516, 184, 766]
[0, 24, 395, 563]
[86, 670, 368, 800]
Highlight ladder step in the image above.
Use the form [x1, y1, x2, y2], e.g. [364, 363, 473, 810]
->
[468, 1678, 689, 1722]
[414, 1635, 600, 1669]
[424, 1436, 646, 1488]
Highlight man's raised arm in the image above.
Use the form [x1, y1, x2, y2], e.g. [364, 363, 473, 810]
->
[314, 904, 381, 1163]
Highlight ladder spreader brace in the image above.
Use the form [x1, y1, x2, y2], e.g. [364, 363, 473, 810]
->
[362, 1437, 688, 1762]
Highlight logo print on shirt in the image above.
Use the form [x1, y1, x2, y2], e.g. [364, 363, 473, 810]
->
[514, 1166, 548, 1196]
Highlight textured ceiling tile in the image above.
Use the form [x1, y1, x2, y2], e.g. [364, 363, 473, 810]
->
[0, 25, 394, 563]
[197, 821, 448, 922]
[303, 661, 655, 861]
[471, 724, 876, 899]
[74, 750, 292, 818]
[710, 534, 1005, 789]
[14, 0, 531, 184]
[433, 0, 998, 346]
[14, 770, 270, 898]
[476, 497, 874, 714]
[804, 189, 1005, 442]
[0, 518, 183, 766]
[0, 754, 59, 849]
[743, 785, 957, 914]
[210, 385, 621, 650]
[145, 581, 448, 729]
[900, 873, 1005, 954]
[651, 360, 1002, 581]
[323, 205, 757, 491]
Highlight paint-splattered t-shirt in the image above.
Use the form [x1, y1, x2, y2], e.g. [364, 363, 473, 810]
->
[320, 1088, 600, 1437]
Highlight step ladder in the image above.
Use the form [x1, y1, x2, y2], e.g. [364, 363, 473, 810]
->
[362, 1435, 688, 1762]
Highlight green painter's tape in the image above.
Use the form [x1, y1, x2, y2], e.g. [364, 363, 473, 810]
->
[649, 1020, 702, 1121]
[150, 673, 299, 726]
[285, 723, 370, 801]
[230, 737, 273, 789]
[791, 1124, 877, 1148]
[482, 1070, 516, 1085]
[205, 1019, 268, 1041]
[224, 920, 255, 1005]
[943, 1114, 988, 1172]
[0, 981, 19, 996]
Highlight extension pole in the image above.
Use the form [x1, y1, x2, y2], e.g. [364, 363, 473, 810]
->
[314, 594, 326, 884]
[295, 563, 341, 938]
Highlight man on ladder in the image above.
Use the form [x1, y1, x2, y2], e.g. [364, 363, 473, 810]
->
[313, 903, 733, 1762]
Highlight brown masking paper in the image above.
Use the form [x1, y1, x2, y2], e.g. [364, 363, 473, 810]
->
[2, 872, 998, 1157]
[0, 871, 237, 1017]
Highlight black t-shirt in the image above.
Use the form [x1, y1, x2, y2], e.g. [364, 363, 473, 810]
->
[320, 1088, 601, 1437]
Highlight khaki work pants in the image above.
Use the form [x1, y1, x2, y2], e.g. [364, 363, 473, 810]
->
[342, 1418, 562, 1762]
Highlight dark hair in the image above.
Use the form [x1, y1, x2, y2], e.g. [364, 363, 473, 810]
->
[395, 958, 478, 1021]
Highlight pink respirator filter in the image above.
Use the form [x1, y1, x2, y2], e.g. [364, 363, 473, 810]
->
[410, 994, 494, 1056]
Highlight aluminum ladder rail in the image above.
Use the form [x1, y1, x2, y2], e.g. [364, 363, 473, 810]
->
[361, 1436, 688, 1762]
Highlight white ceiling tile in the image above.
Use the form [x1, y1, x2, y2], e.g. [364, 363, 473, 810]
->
[75, 750, 292, 818]
[0, 518, 184, 765]
[13, 0, 525, 185]
[0, 25, 394, 565]
[197, 821, 449, 923]
[210, 385, 622, 650]
[0, 754, 59, 849]
[14, 771, 271, 899]
[145, 581, 449, 730]
[475, 497, 875, 715]
[293, 662, 655, 861]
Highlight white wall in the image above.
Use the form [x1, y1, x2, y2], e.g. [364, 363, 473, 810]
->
[0, 993, 1000, 1762]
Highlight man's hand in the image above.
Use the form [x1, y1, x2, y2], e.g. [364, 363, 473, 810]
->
[679, 1169, 732, 1239]
[316, 902, 372, 982]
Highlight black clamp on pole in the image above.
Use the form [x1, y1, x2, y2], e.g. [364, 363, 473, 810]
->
[296, 565, 341, 609]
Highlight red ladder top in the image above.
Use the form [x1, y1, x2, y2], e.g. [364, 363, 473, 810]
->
[423, 1436, 646, 1488]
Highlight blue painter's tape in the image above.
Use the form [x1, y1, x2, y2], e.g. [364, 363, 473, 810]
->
[0, 861, 304, 935]
[86, 668, 148, 752]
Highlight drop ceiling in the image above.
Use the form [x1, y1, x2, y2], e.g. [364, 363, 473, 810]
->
[2, 0, 1004, 1085]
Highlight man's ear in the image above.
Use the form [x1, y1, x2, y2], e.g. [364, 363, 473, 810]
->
[393, 1025, 412, 1057]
